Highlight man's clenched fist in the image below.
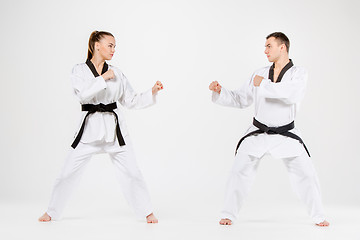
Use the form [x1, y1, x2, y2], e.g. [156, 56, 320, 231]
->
[209, 81, 222, 94]
[253, 75, 264, 87]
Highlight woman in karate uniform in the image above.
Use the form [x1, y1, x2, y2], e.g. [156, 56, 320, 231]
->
[209, 32, 329, 226]
[39, 31, 163, 223]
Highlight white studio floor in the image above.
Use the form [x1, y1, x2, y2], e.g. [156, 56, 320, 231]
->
[1, 202, 359, 240]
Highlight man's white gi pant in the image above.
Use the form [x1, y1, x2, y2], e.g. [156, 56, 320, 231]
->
[220, 151, 325, 224]
[46, 138, 153, 220]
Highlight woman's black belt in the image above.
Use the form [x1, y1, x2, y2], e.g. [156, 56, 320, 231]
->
[235, 118, 310, 157]
[71, 102, 126, 148]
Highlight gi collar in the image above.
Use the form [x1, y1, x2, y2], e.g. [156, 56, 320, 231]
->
[268, 59, 294, 83]
[86, 59, 109, 77]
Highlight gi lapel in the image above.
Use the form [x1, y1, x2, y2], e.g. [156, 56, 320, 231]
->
[268, 59, 294, 83]
[86, 59, 109, 77]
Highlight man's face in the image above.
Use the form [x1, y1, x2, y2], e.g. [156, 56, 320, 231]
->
[264, 37, 282, 62]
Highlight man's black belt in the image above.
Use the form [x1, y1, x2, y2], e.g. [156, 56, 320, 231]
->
[235, 118, 310, 157]
[71, 102, 126, 149]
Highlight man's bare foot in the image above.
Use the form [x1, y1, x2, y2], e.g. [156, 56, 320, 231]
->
[38, 212, 51, 222]
[316, 220, 329, 227]
[219, 218, 232, 225]
[146, 213, 158, 223]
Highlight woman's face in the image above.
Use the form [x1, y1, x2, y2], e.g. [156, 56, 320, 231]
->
[95, 35, 116, 60]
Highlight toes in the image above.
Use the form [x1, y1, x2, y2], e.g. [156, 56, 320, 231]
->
[219, 220, 232, 225]
[147, 219, 158, 223]
[316, 221, 329, 227]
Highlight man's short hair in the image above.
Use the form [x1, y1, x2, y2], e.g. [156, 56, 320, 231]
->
[266, 32, 290, 53]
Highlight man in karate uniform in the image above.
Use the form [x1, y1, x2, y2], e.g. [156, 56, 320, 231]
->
[209, 32, 329, 226]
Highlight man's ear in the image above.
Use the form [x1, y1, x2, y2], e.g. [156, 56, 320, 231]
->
[281, 43, 285, 51]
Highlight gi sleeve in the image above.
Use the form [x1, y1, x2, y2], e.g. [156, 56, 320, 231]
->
[257, 67, 308, 104]
[118, 71, 156, 109]
[212, 74, 254, 108]
[71, 65, 107, 102]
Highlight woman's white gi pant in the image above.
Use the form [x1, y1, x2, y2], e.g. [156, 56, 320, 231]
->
[220, 151, 325, 224]
[46, 138, 153, 220]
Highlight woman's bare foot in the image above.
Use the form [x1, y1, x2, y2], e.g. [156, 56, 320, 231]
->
[219, 218, 232, 225]
[316, 220, 329, 227]
[38, 212, 51, 222]
[146, 213, 158, 223]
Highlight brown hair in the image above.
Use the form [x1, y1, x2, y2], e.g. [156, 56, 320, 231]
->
[87, 31, 114, 60]
[266, 32, 290, 53]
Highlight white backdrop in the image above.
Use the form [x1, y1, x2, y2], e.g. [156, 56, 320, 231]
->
[0, 0, 359, 219]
